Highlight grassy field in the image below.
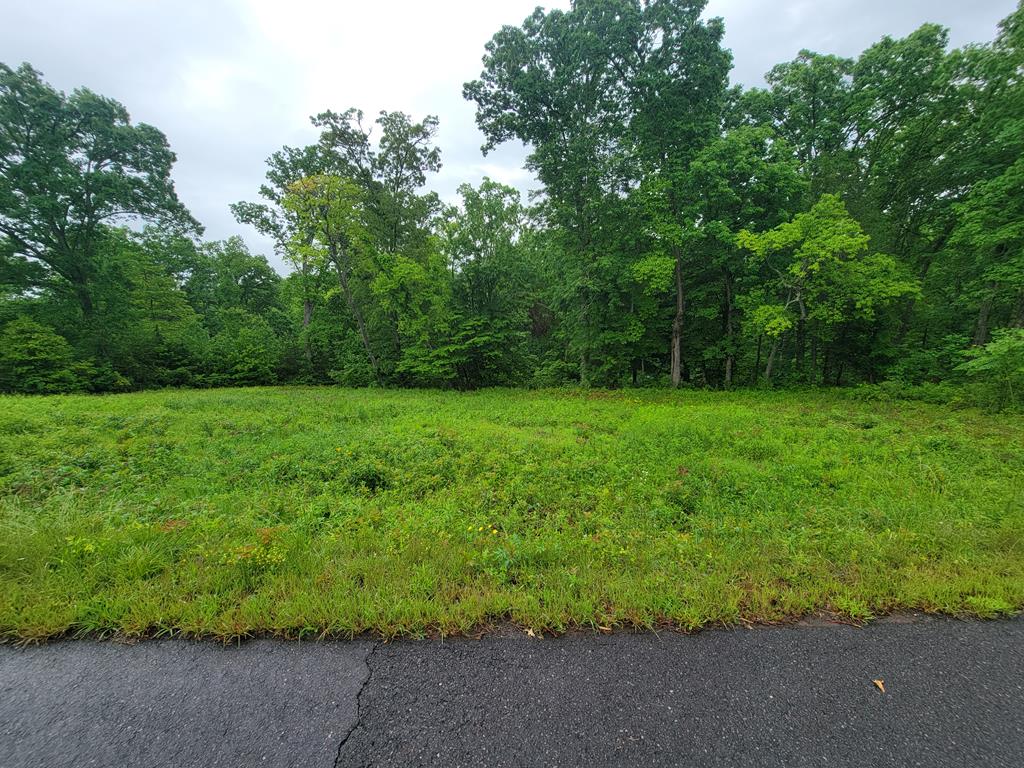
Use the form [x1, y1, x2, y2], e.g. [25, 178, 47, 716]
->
[0, 386, 1021, 640]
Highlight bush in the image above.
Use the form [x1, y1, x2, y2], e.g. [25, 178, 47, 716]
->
[0, 317, 84, 394]
[207, 309, 282, 386]
[72, 360, 133, 393]
[957, 329, 1024, 411]
[887, 333, 971, 383]
[846, 380, 960, 405]
[531, 358, 579, 388]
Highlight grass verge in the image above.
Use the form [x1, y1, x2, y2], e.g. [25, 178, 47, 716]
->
[1, 386, 1021, 640]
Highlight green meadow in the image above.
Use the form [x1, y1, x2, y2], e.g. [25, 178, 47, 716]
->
[0, 387, 1021, 640]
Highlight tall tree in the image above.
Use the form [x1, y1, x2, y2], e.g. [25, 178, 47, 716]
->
[742, 51, 853, 199]
[947, 3, 1024, 344]
[464, 2, 628, 383]
[680, 126, 806, 386]
[738, 194, 917, 383]
[612, 0, 732, 386]
[467, 0, 731, 385]
[283, 175, 382, 384]
[232, 141, 339, 362]
[440, 179, 533, 387]
[0, 63, 197, 328]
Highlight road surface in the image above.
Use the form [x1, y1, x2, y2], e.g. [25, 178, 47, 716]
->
[1, 616, 1021, 767]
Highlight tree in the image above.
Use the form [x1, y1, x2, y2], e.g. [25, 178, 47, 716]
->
[680, 126, 805, 386]
[952, 158, 1024, 344]
[0, 62, 198, 330]
[465, 3, 628, 384]
[185, 237, 282, 329]
[466, 0, 733, 386]
[283, 175, 382, 384]
[745, 51, 853, 199]
[738, 194, 917, 383]
[86, 228, 209, 387]
[232, 140, 343, 359]
[366, 111, 442, 258]
[946, 4, 1024, 345]
[235, 108, 443, 382]
[958, 328, 1024, 410]
[612, 0, 732, 387]
[207, 309, 282, 386]
[440, 179, 532, 387]
[631, 125, 804, 387]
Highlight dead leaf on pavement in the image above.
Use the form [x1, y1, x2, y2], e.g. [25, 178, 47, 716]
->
[873, 679, 885, 693]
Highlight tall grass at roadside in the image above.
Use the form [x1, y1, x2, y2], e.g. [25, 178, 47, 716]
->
[1, 386, 1021, 639]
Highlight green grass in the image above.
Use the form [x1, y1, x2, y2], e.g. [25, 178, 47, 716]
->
[1, 386, 1022, 640]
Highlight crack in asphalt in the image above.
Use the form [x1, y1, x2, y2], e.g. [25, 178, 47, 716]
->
[334, 641, 379, 768]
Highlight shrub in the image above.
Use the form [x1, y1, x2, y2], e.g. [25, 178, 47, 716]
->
[207, 309, 282, 385]
[84, 362, 133, 393]
[957, 328, 1024, 411]
[0, 317, 84, 394]
[531, 358, 579, 387]
[846, 380, 959, 405]
[885, 333, 969, 384]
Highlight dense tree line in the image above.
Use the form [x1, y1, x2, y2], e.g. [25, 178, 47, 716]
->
[2, 1, 1023, 400]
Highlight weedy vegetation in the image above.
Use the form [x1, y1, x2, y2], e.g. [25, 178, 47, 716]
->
[1, 387, 1021, 640]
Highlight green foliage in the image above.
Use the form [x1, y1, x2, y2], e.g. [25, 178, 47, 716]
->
[748, 304, 793, 339]
[5, 3, 1024, 394]
[738, 194, 918, 382]
[845, 380, 960, 406]
[745, 50, 854, 195]
[0, 62, 198, 322]
[631, 255, 676, 295]
[187, 237, 282, 327]
[207, 310, 281, 386]
[0, 317, 84, 394]
[465, 0, 732, 386]
[887, 334, 972, 384]
[958, 329, 1024, 411]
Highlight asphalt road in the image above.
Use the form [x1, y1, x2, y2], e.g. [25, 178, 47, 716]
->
[1, 617, 1022, 767]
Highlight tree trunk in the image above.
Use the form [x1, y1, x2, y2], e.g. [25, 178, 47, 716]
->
[301, 298, 314, 364]
[1012, 290, 1024, 328]
[796, 299, 807, 381]
[810, 336, 818, 387]
[298, 252, 314, 365]
[331, 255, 381, 384]
[764, 338, 780, 384]
[74, 282, 94, 317]
[578, 269, 590, 386]
[723, 273, 734, 390]
[670, 248, 685, 388]
[752, 335, 763, 386]
[973, 282, 997, 346]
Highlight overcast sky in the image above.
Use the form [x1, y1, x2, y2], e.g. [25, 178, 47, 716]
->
[2, 0, 1017, 271]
